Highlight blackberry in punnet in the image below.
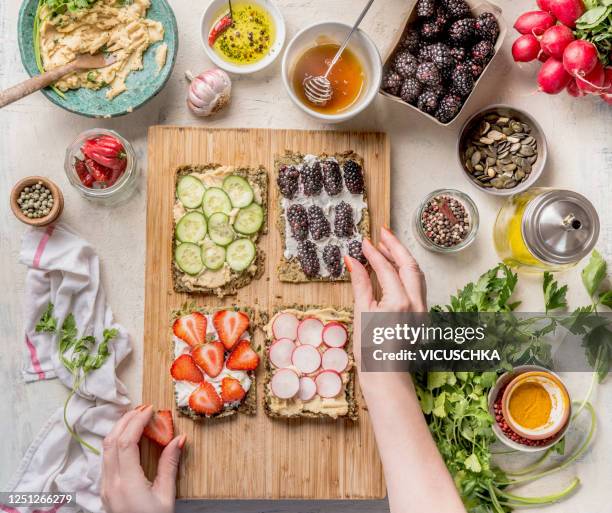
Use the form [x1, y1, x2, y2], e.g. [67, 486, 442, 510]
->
[348, 240, 367, 265]
[475, 12, 499, 42]
[297, 240, 320, 278]
[416, 61, 441, 86]
[401, 28, 421, 53]
[300, 160, 323, 196]
[433, 6, 450, 28]
[381, 69, 403, 96]
[427, 84, 446, 101]
[450, 46, 467, 62]
[435, 94, 462, 123]
[471, 40, 494, 64]
[307, 205, 331, 240]
[419, 18, 444, 40]
[277, 164, 300, 199]
[322, 244, 343, 277]
[426, 43, 454, 72]
[451, 67, 474, 96]
[394, 50, 418, 78]
[417, 90, 440, 114]
[321, 159, 343, 195]
[400, 77, 423, 104]
[442, 0, 471, 20]
[449, 18, 476, 44]
[287, 204, 309, 241]
[334, 202, 355, 238]
[464, 59, 484, 78]
[416, 0, 436, 18]
[342, 159, 365, 194]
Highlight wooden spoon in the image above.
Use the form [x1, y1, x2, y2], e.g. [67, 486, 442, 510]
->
[0, 52, 116, 108]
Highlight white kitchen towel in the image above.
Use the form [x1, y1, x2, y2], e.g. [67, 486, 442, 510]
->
[2, 224, 131, 513]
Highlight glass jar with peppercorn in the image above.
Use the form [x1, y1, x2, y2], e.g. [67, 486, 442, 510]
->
[64, 128, 137, 205]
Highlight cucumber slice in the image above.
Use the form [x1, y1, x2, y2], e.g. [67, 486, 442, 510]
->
[202, 187, 232, 217]
[208, 212, 234, 246]
[223, 175, 254, 208]
[226, 239, 256, 272]
[201, 241, 226, 271]
[177, 175, 205, 209]
[234, 203, 264, 235]
[175, 243, 204, 275]
[175, 212, 207, 243]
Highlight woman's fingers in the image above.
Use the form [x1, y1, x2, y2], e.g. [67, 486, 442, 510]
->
[102, 408, 139, 484]
[153, 435, 186, 500]
[361, 238, 409, 305]
[117, 405, 154, 475]
[345, 255, 374, 312]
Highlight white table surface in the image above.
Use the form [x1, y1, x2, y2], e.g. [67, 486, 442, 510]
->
[1, 0, 611, 511]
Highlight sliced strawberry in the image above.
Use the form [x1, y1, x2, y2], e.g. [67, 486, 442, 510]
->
[220, 377, 246, 403]
[189, 381, 223, 415]
[192, 341, 225, 378]
[170, 354, 204, 383]
[226, 340, 260, 371]
[213, 310, 249, 350]
[173, 312, 207, 348]
[143, 410, 174, 447]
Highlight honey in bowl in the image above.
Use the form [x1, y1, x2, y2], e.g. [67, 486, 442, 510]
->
[292, 43, 365, 114]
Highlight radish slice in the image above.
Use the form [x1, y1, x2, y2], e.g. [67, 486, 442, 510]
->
[272, 312, 299, 341]
[315, 371, 342, 398]
[270, 369, 299, 399]
[322, 347, 349, 373]
[298, 376, 317, 401]
[322, 322, 348, 348]
[292, 344, 321, 374]
[269, 338, 296, 369]
[297, 317, 324, 347]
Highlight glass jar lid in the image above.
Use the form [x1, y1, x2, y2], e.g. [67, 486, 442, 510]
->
[522, 190, 600, 265]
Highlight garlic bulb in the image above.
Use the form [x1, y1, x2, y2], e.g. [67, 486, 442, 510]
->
[186, 69, 231, 117]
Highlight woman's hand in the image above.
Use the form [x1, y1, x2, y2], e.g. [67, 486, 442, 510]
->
[101, 405, 186, 513]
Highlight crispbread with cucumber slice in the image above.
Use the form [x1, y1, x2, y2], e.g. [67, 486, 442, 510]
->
[172, 164, 268, 297]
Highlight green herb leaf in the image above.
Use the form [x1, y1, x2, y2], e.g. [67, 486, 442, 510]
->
[582, 250, 607, 297]
[35, 303, 57, 333]
[599, 290, 612, 309]
[543, 272, 568, 313]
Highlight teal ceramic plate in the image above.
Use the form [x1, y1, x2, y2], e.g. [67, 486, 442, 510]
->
[17, 0, 178, 118]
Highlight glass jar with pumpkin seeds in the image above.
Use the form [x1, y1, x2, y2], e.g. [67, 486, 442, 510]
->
[493, 188, 600, 272]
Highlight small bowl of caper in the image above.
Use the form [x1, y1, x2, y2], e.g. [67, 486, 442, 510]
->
[10, 176, 64, 227]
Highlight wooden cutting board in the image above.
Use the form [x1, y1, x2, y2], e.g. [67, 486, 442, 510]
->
[142, 127, 390, 499]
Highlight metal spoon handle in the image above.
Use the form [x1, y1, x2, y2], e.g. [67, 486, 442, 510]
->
[324, 0, 375, 78]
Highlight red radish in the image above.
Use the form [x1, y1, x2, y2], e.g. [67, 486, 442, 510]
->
[539, 52, 550, 62]
[298, 377, 317, 401]
[602, 67, 612, 91]
[540, 25, 574, 60]
[566, 79, 586, 97]
[322, 322, 348, 348]
[322, 348, 349, 373]
[537, 0, 553, 11]
[292, 345, 322, 374]
[272, 312, 299, 341]
[576, 62, 605, 93]
[269, 338, 296, 369]
[297, 318, 324, 347]
[601, 92, 612, 105]
[513, 11, 555, 36]
[563, 40, 598, 78]
[315, 371, 342, 398]
[538, 58, 572, 93]
[271, 369, 300, 399]
[549, 0, 585, 28]
[512, 34, 541, 62]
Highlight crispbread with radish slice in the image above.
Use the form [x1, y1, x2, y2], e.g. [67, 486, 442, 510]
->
[322, 347, 349, 373]
[292, 344, 322, 374]
[272, 312, 299, 340]
[297, 317, 324, 347]
[269, 338, 296, 369]
[298, 377, 317, 401]
[315, 371, 343, 398]
[322, 321, 348, 348]
[271, 368, 300, 399]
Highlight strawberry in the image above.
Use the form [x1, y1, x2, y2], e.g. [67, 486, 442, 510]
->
[74, 158, 94, 188]
[143, 410, 174, 447]
[226, 340, 260, 371]
[213, 310, 249, 350]
[82, 135, 127, 171]
[189, 381, 223, 415]
[220, 377, 246, 403]
[192, 341, 225, 378]
[85, 157, 113, 184]
[170, 354, 204, 383]
[173, 312, 207, 348]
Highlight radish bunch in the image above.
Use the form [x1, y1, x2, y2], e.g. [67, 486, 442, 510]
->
[511, 0, 611, 103]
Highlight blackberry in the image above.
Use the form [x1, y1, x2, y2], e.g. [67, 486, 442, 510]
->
[433, 6, 450, 27]
[400, 77, 423, 105]
[442, 0, 471, 20]
[435, 94, 462, 123]
[322, 245, 343, 277]
[394, 50, 418, 79]
[348, 240, 367, 266]
[419, 19, 444, 40]
[416, 61, 441, 86]
[334, 202, 355, 238]
[287, 204, 309, 241]
[297, 240, 320, 278]
[475, 12, 499, 42]
[448, 18, 476, 44]
[401, 28, 421, 53]
[277, 164, 300, 199]
[307, 205, 331, 240]
[300, 161, 323, 196]
[416, 0, 436, 17]
[417, 90, 440, 114]
[426, 84, 446, 101]
[426, 43, 454, 72]
[450, 46, 467, 62]
[321, 159, 343, 195]
[471, 40, 494, 64]
[451, 67, 474, 96]
[464, 58, 484, 78]
[343, 160, 365, 194]
[381, 69, 403, 96]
